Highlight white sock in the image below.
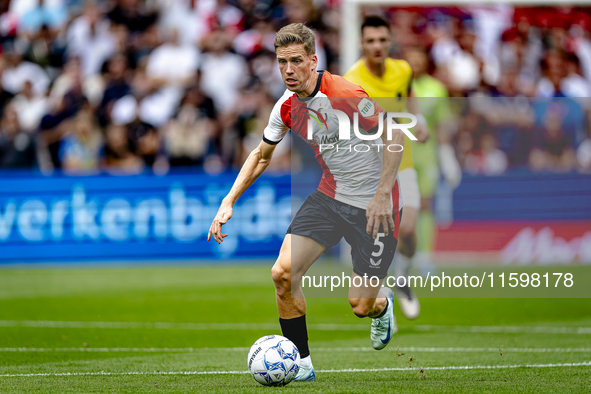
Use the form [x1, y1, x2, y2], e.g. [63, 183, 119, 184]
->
[300, 355, 312, 368]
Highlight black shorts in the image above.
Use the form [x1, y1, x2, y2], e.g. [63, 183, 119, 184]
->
[287, 190, 401, 279]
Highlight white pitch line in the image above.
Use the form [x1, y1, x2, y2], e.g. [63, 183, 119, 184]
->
[318, 361, 591, 373]
[399, 347, 591, 353]
[1, 320, 590, 334]
[0, 320, 364, 331]
[0, 347, 230, 353]
[1, 361, 590, 378]
[1, 347, 591, 353]
[414, 325, 591, 334]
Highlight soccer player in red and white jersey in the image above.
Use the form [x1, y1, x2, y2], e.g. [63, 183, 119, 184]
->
[208, 23, 406, 381]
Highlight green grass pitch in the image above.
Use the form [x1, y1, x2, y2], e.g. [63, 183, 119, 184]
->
[0, 265, 590, 393]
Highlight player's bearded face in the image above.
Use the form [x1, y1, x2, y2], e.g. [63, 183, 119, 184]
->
[276, 44, 318, 94]
[361, 26, 392, 64]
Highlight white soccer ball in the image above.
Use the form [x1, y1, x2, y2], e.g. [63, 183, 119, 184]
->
[247, 335, 300, 386]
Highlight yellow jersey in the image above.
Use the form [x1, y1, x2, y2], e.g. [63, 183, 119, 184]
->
[343, 58, 414, 170]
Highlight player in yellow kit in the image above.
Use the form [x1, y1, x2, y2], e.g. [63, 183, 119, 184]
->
[344, 15, 429, 322]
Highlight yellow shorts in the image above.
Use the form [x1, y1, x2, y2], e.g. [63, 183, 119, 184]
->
[399, 136, 414, 171]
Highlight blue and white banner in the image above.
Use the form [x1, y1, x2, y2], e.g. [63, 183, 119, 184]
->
[2, 169, 589, 263]
[0, 170, 293, 263]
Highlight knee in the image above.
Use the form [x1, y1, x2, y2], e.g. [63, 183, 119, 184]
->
[349, 298, 372, 318]
[271, 257, 291, 293]
[399, 221, 415, 240]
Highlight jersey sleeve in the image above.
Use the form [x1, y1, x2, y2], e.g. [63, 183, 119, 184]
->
[332, 86, 386, 133]
[354, 92, 387, 133]
[327, 74, 387, 133]
[262, 95, 290, 145]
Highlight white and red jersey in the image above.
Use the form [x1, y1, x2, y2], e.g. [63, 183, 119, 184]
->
[263, 70, 402, 211]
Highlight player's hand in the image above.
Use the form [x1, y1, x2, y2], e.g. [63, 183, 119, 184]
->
[413, 122, 430, 143]
[208, 202, 233, 244]
[366, 192, 395, 239]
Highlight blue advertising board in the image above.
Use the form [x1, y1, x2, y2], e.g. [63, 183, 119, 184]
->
[0, 169, 293, 263]
[1, 169, 589, 263]
[452, 171, 591, 220]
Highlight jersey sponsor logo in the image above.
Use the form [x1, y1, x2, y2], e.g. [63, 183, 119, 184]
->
[357, 98, 375, 117]
[304, 132, 339, 147]
[318, 135, 338, 145]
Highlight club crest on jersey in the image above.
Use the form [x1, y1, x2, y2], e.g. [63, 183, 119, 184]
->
[304, 107, 328, 132]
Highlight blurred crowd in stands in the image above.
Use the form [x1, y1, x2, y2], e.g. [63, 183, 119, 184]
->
[388, 6, 591, 174]
[0, 1, 589, 175]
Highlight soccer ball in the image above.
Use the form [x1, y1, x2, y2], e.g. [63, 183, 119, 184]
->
[247, 335, 300, 386]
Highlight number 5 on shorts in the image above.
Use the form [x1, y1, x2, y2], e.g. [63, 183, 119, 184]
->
[372, 233, 385, 257]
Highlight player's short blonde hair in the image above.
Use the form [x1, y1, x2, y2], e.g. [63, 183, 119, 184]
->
[274, 23, 316, 56]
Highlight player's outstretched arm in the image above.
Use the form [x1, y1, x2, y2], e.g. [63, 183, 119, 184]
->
[208, 140, 277, 244]
[366, 129, 405, 239]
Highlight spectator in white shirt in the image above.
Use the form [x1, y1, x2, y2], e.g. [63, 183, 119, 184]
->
[145, 28, 200, 90]
[561, 53, 591, 98]
[465, 133, 508, 176]
[1, 45, 50, 97]
[12, 80, 48, 132]
[199, 28, 247, 113]
[66, 2, 117, 76]
[50, 56, 104, 109]
[143, 28, 200, 126]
